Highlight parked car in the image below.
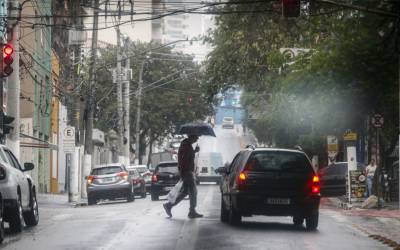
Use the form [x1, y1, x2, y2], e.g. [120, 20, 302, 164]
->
[86, 163, 134, 205]
[150, 161, 180, 201]
[126, 166, 146, 198]
[318, 162, 365, 197]
[216, 147, 320, 230]
[128, 165, 152, 192]
[222, 117, 234, 129]
[0, 191, 4, 244]
[0, 144, 39, 233]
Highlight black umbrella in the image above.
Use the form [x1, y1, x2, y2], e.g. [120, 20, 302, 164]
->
[178, 122, 216, 137]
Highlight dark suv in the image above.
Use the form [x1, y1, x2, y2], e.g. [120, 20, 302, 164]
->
[150, 161, 179, 201]
[216, 148, 320, 230]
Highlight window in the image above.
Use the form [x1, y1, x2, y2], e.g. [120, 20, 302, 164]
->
[0, 149, 8, 164]
[91, 166, 122, 175]
[156, 163, 179, 174]
[4, 150, 23, 171]
[246, 151, 313, 173]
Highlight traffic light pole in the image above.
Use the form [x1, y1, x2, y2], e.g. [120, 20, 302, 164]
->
[6, 0, 20, 159]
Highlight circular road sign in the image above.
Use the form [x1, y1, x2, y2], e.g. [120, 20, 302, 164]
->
[372, 114, 384, 128]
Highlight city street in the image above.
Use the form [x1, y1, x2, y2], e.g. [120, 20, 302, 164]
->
[1, 126, 397, 250]
[1, 185, 393, 250]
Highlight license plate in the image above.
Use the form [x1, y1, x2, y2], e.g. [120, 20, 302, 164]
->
[266, 198, 290, 205]
[164, 186, 173, 191]
[102, 177, 114, 183]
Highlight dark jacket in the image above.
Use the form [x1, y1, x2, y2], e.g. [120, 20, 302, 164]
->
[178, 138, 195, 176]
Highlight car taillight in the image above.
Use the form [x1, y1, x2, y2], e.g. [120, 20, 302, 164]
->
[152, 174, 158, 182]
[87, 175, 94, 185]
[311, 175, 320, 194]
[0, 166, 6, 180]
[118, 172, 129, 181]
[237, 171, 247, 187]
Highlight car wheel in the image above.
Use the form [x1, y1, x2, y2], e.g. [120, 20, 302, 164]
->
[293, 216, 304, 226]
[88, 196, 97, 205]
[151, 193, 159, 201]
[23, 188, 39, 226]
[0, 195, 4, 244]
[220, 196, 229, 223]
[305, 210, 319, 231]
[9, 194, 25, 233]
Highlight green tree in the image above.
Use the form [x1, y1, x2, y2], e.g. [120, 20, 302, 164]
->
[94, 42, 212, 164]
[204, 1, 399, 164]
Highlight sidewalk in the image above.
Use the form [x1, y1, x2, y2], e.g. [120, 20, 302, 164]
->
[325, 197, 400, 219]
[37, 193, 87, 208]
[323, 197, 400, 249]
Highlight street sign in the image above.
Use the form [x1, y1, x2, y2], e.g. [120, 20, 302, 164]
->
[63, 126, 75, 152]
[344, 131, 357, 141]
[372, 114, 384, 128]
[347, 170, 367, 202]
[327, 135, 338, 152]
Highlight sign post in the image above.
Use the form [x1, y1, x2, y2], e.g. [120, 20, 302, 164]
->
[344, 130, 357, 204]
[372, 114, 384, 209]
[327, 135, 338, 164]
[64, 127, 78, 203]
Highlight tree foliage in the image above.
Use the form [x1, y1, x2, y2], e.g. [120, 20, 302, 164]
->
[204, 1, 399, 162]
[94, 42, 212, 162]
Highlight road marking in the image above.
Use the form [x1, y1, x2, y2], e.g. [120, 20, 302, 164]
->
[174, 185, 214, 250]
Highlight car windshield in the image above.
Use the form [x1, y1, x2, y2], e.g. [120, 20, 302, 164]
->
[246, 151, 312, 172]
[91, 166, 122, 175]
[157, 164, 179, 174]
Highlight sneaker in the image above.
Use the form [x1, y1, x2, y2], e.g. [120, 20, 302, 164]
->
[163, 203, 172, 218]
[188, 211, 203, 219]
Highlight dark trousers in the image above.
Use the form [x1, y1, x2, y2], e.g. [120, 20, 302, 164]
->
[171, 172, 197, 212]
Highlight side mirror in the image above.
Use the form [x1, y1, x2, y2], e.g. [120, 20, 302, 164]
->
[24, 162, 34, 171]
[215, 166, 228, 175]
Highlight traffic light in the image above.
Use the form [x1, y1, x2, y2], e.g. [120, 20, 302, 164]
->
[2, 44, 14, 77]
[282, 0, 300, 17]
[0, 110, 14, 136]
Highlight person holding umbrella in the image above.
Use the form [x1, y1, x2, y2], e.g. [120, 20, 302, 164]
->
[163, 134, 203, 218]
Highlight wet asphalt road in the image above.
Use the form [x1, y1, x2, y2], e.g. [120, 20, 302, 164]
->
[1, 185, 390, 250]
[0, 126, 391, 250]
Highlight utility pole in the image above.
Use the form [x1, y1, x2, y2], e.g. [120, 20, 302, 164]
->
[68, 0, 82, 203]
[6, 0, 20, 159]
[116, 25, 124, 164]
[135, 60, 145, 164]
[123, 38, 131, 165]
[82, 0, 99, 199]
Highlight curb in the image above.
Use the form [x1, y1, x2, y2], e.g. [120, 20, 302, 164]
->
[352, 223, 400, 250]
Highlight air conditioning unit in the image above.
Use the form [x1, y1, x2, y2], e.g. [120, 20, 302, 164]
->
[92, 129, 105, 145]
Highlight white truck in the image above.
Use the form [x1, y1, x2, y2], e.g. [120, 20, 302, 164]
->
[195, 152, 223, 184]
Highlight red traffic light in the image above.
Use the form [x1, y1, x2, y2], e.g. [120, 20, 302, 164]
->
[3, 44, 13, 56]
[2, 44, 14, 77]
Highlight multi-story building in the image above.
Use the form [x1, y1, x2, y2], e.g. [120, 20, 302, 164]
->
[151, 0, 214, 61]
[19, 0, 54, 193]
